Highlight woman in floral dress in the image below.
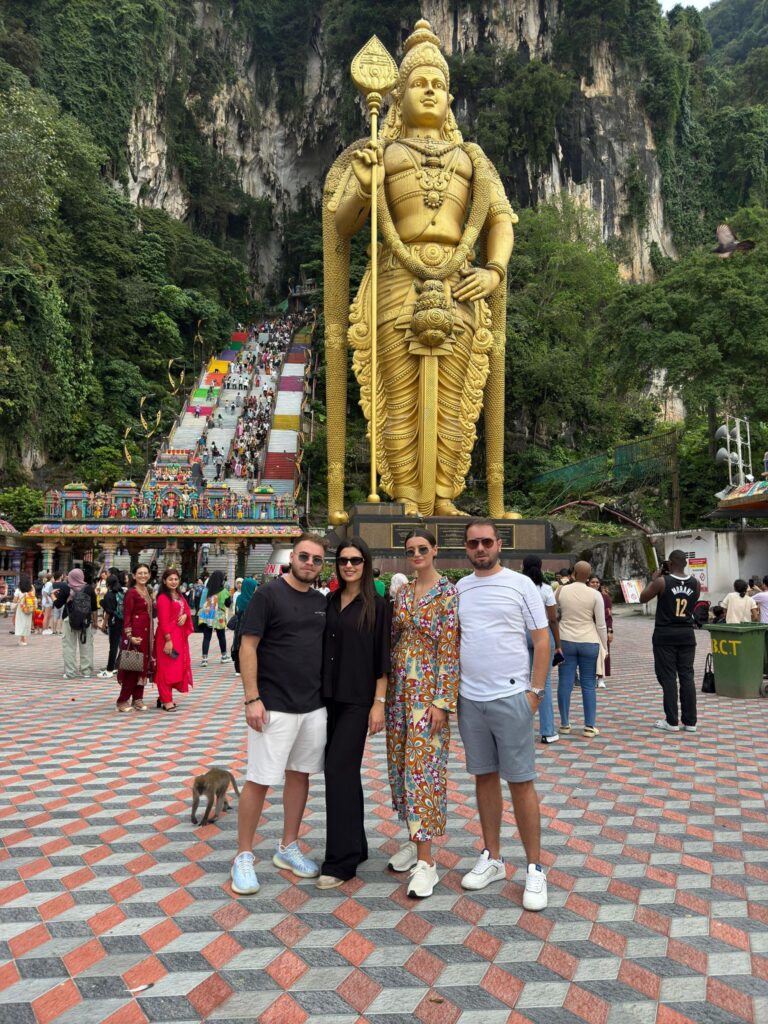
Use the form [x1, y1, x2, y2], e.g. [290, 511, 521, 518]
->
[387, 528, 459, 899]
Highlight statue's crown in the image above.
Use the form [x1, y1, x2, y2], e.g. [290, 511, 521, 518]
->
[398, 18, 449, 90]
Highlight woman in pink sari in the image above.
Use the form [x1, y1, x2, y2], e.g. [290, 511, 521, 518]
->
[154, 567, 194, 712]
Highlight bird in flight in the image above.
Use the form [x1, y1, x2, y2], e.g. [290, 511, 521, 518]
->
[712, 224, 755, 257]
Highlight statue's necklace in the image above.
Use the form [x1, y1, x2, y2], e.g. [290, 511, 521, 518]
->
[400, 138, 460, 210]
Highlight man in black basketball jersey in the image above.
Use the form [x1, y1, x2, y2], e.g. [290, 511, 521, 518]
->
[640, 550, 700, 733]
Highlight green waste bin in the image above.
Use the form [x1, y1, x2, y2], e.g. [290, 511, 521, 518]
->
[703, 623, 768, 698]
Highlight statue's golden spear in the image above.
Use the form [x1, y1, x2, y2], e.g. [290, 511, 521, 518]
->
[351, 37, 398, 504]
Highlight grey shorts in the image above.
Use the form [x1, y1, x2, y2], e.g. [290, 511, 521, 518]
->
[457, 691, 536, 783]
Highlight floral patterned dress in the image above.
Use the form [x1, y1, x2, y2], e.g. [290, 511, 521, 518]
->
[387, 576, 460, 841]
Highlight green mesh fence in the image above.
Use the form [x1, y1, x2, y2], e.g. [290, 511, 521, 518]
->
[532, 430, 679, 498]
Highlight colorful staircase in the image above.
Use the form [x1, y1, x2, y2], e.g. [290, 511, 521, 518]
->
[261, 329, 311, 499]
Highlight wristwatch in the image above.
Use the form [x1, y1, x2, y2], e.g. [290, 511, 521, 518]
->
[529, 688, 545, 700]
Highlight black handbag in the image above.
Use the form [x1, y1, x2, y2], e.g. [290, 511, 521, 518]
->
[701, 653, 715, 693]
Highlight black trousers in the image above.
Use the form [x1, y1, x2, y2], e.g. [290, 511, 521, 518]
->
[201, 625, 227, 656]
[653, 642, 697, 726]
[106, 617, 122, 672]
[322, 701, 369, 881]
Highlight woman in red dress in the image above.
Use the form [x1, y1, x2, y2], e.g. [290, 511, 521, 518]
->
[154, 567, 194, 712]
[116, 564, 155, 712]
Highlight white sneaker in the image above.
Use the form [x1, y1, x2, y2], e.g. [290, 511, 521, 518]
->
[97, 670, 114, 679]
[461, 849, 506, 891]
[388, 843, 418, 873]
[406, 860, 438, 898]
[200, 658, 208, 667]
[654, 719, 679, 732]
[523, 863, 547, 911]
[681, 723, 698, 732]
[541, 733, 559, 744]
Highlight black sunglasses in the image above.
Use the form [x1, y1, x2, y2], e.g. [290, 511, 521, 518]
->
[297, 552, 324, 566]
[405, 545, 431, 557]
[466, 537, 497, 550]
[338, 556, 364, 566]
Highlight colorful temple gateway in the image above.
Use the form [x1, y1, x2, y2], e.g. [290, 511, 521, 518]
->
[23, 324, 311, 582]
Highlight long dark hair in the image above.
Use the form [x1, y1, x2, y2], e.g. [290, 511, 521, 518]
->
[19, 573, 32, 593]
[107, 571, 122, 593]
[336, 536, 377, 632]
[734, 578, 748, 597]
[522, 554, 544, 588]
[158, 567, 183, 602]
[206, 570, 225, 599]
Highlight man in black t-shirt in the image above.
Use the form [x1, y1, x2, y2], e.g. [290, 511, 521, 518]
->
[640, 550, 700, 734]
[230, 533, 328, 896]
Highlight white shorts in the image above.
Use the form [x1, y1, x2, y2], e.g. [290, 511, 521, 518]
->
[246, 706, 327, 786]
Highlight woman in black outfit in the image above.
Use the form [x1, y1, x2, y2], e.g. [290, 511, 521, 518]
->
[98, 571, 124, 679]
[316, 537, 390, 889]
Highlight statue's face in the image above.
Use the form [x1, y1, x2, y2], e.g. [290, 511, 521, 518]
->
[401, 65, 448, 129]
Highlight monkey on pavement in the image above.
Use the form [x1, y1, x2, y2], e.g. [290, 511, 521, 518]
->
[191, 767, 240, 826]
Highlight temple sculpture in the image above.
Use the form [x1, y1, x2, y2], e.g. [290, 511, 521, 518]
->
[323, 19, 517, 524]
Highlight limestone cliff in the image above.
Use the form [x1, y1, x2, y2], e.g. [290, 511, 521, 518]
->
[125, 0, 676, 288]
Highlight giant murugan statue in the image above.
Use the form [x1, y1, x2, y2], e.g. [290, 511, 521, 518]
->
[323, 19, 517, 523]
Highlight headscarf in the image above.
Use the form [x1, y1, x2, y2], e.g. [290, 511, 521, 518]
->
[67, 569, 86, 594]
[236, 577, 257, 614]
[389, 572, 408, 600]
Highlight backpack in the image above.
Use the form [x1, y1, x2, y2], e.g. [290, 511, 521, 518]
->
[114, 590, 124, 620]
[68, 589, 92, 632]
[21, 591, 36, 615]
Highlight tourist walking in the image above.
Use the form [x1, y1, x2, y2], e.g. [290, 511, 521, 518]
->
[41, 574, 54, 634]
[557, 561, 606, 737]
[317, 538, 389, 890]
[154, 568, 194, 712]
[12, 573, 35, 646]
[198, 570, 231, 666]
[231, 534, 328, 895]
[98, 571, 124, 678]
[641, 551, 700, 733]
[116, 564, 154, 713]
[387, 528, 459, 899]
[589, 575, 613, 687]
[720, 579, 758, 623]
[456, 519, 550, 910]
[521, 555, 561, 744]
[54, 569, 97, 678]
[231, 577, 257, 676]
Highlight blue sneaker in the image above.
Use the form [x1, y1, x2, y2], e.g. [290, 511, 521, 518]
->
[273, 841, 320, 878]
[231, 852, 260, 895]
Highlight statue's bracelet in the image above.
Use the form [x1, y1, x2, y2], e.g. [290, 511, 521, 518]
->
[485, 261, 506, 282]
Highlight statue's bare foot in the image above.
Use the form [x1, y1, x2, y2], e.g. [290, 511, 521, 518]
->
[434, 500, 468, 516]
[397, 495, 421, 512]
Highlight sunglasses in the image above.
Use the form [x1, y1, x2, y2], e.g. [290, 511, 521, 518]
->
[296, 552, 324, 566]
[466, 537, 497, 550]
[338, 556, 364, 567]
[405, 545, 431, 557]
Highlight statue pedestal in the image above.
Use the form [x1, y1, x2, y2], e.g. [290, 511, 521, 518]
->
[332, 504, 552, 572]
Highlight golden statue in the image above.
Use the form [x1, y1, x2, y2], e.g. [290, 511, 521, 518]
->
[323, 19, 517, 523]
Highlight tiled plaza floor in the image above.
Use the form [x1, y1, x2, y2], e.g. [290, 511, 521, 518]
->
[1, 612, 768, 1024]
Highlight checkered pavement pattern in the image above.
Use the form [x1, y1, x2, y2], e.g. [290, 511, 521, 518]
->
[2, 613, 768, 1023]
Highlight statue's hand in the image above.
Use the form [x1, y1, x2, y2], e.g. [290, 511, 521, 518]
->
[453, 266, 501, 303]
[350, 142, 383, 197]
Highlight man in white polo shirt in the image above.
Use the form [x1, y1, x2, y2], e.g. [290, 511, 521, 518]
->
[456, 518, 551, 910]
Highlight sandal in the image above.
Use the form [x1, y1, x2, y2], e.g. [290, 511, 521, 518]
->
[161, 703, 178, 712]
[117, 702, 133, 713]
[132, 700, 149, 712]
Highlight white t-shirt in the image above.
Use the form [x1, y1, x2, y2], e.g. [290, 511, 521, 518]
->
[753, 591, 768, 623]
[539, 582, 556, 608]
[456, 567, 548, 700]
[721, 592, 756, 624]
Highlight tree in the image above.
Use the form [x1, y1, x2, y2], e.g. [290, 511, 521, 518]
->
[0, 485, 44, 531]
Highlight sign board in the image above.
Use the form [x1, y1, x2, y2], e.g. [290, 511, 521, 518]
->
[390, 522, 516, 549]
[263, 563, 283, 577]
[620, 579, 645, 604]
[688, 557, 708, 593]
